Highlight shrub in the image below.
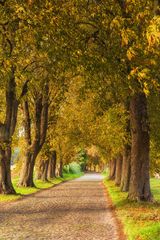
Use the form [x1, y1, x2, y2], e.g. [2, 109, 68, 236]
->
[63, 165, 70, 174]
[69, 162, 82, 174]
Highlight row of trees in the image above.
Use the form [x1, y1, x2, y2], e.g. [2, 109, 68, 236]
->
[59, 0, 160, 201]
[0, 0, 74, 193]
[0, 0, 160, 202]
[58, 0, 159, 201]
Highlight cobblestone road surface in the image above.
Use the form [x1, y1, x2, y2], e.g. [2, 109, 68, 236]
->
[0, 173, 121, 240]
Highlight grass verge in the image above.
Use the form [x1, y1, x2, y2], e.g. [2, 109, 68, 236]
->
[104, 178, 160, 240]
[0, 172, 83, 202]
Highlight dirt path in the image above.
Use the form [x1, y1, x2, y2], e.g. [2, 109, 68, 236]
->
[0, 173, 123, 240]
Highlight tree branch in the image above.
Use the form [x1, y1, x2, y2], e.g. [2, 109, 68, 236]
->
[21, 61, 36, 74]
[76, 21, 98, 29]
[18, 79, 30, 102]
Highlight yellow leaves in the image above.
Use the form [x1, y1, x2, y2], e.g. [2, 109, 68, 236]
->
[95, 104, 127, 154]
[2, 59, 13, 74]
[151, 79, 159, 89]
[136, 12, 145, 21]
[148, 32, 160, 47]
[147, 16, 160, 48]
[25, 59, 31, 65]
[135, 8, 151, 23]
[128, 67, 154, 95]
[138, 68, 150, 81]
[121, 29, 129, 46]
[127, 47, 136, 60]
[15, 5, 27, 20]
[110, 17, 123, 29]
[130, 67, 138, 76]
[143, 82, 150, 96]
[130, 66, 157, 96]
[4, 59, 11, 68]
[149, 59, 156, 66]
[16, 6, 25, 14]
[91, 12, 96, 18]
[121, 29, 136, 47]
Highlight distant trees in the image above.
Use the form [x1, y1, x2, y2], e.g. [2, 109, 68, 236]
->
[66, 0, 159, 201]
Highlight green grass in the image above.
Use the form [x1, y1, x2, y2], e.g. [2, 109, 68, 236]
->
[102, 168, 109, 176]
[63, 172, 83, 180]
[0, 172, 83, 202]
[104, 178, 160, 240]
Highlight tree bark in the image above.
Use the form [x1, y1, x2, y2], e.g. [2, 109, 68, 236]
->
[41, 160, 49, 181]
[36, 159, 43, 180]
[59, 159, 63, 178]
[0, 146, 15, 194]
[37, 159, 49, 182]
[128, 92, 152, 201]
[120, 98, 131, 192]
[47, 150, 57, 179]
[18, 150, 38, 187]
[0, 67, 28, 194]
[120, 145, 131, 192]
[108, 159, 116, 180]
[0, 68, 17, 194]
[18, 82, 49, 187]
[115, 155, 123, 186]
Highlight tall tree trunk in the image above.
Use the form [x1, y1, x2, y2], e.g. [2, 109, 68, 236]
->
[18, 82, 49, 187]
[47, 150, 57, 179]
[128, 92, 152, 201]
[36, 159, 43, 180]
[115, 155, 123, 186]
[18, 100, 35, 187]
[37, 159, 49, 182]
[108, 159, 116, 180]
[41, 160, 49, 181]
[120, 144, 131, 192]
[0, 146, 15, 194]
[0, 70, 17, 194]
[0, 68, 28, 194]
[18, 150, 37, 187]
[59, 159, 63, 178]
[121, 98, 131, 192]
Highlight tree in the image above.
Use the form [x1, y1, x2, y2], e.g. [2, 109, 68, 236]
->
[47, 150, 57, 179]
[0, 1, 32, 193]
[67, 0, 159, 201]
[18, 79, 49, 187]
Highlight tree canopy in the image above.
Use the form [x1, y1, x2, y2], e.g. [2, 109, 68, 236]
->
[0, 0, 160, 202]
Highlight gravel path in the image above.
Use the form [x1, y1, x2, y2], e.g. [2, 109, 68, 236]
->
[0, 173, 122, 240]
